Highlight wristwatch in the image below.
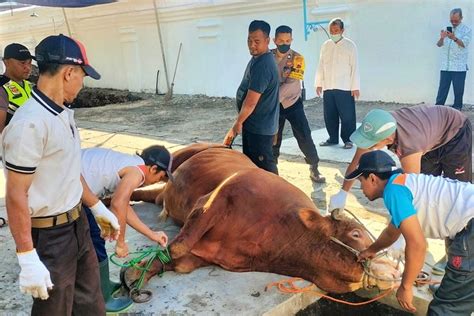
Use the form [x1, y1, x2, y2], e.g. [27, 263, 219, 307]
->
[454, 38, 458, 42]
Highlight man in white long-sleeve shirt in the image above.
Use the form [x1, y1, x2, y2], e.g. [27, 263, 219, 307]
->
[315, 18, 360, 149]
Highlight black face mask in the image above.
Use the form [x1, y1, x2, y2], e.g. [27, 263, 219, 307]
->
[277, 44, 291, 54]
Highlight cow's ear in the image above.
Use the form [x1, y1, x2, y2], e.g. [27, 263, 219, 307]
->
[298, 208, 320, 230]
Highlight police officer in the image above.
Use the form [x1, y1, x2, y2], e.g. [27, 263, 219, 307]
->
[271, 25, 325, 183]
[0, 43, 34, 132]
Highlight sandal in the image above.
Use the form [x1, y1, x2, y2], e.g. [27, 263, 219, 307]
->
[343, 142, 353, 149]
[319, 140, 338, 147]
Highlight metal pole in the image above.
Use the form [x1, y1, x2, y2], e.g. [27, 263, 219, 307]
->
[152, 0, 170, 93]
[303, 0, 308, 41]
[62, 8, 72, 37]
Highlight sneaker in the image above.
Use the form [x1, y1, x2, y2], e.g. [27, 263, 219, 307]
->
[310, 166, 326, 183]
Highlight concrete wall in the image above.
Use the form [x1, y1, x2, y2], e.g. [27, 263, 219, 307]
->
[0, 0, 473, 104]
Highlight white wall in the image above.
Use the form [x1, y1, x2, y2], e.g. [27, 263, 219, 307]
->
[0, 0, 473, 105]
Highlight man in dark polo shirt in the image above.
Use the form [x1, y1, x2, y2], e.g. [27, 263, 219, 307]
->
[224, 20, 279, 174]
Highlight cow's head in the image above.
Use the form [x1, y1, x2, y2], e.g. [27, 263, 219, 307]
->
[298, 209, 400, 293]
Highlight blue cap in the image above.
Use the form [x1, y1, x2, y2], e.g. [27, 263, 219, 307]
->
[35, 34, 100, 80]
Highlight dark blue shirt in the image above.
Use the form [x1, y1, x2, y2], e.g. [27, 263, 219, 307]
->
[236, 51, 279, 135]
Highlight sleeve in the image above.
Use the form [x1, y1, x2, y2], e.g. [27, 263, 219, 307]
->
[2, 118, 45, 174]
[383, 182, 417, 228]
[314, 45, 325, 88]
[349, 43, 360, 91]
[248, 58, 272, 94]
[0, 88, 8, 113]
[460, 26, 472, 48]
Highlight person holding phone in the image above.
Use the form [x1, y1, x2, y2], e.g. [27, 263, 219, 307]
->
[435, 8, 472, 111]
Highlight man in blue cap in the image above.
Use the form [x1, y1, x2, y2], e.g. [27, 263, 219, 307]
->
[2, 34, 118, 315]
[351, 150, 474, 315]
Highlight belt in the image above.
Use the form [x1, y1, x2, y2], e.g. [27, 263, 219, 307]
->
[31, 202, 82, 229]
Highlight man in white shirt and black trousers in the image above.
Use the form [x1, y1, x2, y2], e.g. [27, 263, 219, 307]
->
[2, 34, 120, 315]
[315, 17, 360, 150]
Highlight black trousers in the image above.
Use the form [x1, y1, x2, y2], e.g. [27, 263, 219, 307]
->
[435, 70, 467, 110]
[31, 208, 105, 316]
[428, 219, 474, 315]
[421, 119, 472, 183]
[242, 129, 278, 175]
[272, 98, 320, 166]
[322, 89, 356, 144]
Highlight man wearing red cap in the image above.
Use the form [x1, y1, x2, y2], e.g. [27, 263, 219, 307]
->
[0, 43, 34, 132]
[2, 34, 118, 315]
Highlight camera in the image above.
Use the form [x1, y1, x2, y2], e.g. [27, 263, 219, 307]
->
[447, 26, 453, 33]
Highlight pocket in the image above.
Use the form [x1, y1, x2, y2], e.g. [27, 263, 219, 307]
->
[447, 229, 472, 272]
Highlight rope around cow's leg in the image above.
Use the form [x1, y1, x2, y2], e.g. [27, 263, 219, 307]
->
[111, 247, 172, 303]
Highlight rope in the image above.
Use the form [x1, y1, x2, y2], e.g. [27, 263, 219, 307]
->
[266, 277, 395, 306]
[110, 246, 172, 290]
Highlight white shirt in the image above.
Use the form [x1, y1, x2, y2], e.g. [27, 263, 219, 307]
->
[2, 88, 83, 217]
[440, 23, 472, 72]
[81, 147, 144, 198]
[314, 37, 360, 91]
[385, 173, 474, 239]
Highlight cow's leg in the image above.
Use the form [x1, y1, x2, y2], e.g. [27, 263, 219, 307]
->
[130, 186, 165, 204]
[121, 254, 208, 290]
[170, 174, 237, 259]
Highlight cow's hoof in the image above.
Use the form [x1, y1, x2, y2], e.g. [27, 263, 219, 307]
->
[170, 241, 189, 259]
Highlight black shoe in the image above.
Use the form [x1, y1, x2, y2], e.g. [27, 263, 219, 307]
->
[319, 140, 338, 146]
[310, 166, 326, 183]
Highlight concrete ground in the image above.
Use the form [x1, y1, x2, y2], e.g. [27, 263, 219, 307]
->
[0, 126, 447, 316]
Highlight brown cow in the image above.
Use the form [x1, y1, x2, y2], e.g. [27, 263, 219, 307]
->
[126, 143, 400, 294]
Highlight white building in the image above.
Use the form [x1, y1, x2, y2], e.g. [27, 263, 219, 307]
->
[1, 0, 473, 104]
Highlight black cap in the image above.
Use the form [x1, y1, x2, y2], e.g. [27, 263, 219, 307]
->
[35, 34, 100, 80]
[345, 150, 401, 180]
[3, 43, 35, 61]
[140, 145, 173, 181]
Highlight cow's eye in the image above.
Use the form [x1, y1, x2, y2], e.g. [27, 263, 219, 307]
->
[351, 229, 361, 239]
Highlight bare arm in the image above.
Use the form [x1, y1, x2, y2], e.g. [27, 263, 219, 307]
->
[224, 90, 261, 145]
[236, 90, 261, 126]
[80, 175, 99, 207]
[397, 215, 427, 313]
[110, 168, 143, 243]
[124, 204, 157, 240]
[399, 215, 426, 289]
[365, 224, 401, 254]
[399, 152, 423, 174]
[341, 147, 370, 192]
[5, 171, 34, 252]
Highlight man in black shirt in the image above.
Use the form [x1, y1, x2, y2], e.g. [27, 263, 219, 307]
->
[224, 20, 280, 174]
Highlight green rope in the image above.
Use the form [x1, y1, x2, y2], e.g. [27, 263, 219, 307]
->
[110, 246, 172, 290]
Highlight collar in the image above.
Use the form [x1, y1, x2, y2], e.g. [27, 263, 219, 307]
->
[32, 87, 64, 116]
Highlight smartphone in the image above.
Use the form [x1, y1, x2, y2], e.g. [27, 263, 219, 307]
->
[447, 26, 453, 33]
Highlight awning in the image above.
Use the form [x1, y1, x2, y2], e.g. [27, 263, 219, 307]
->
[11, 0, 116, 7]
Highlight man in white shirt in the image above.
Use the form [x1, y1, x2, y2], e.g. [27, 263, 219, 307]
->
[354, 150, 474, 315]
[2, 34, 119, 315]
[435, 8, 472, 111]
[315, 18, 360, 149]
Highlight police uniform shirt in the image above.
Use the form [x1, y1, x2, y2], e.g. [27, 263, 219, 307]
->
[271, 48, 305, 108]
[2, 87, 83, 217]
